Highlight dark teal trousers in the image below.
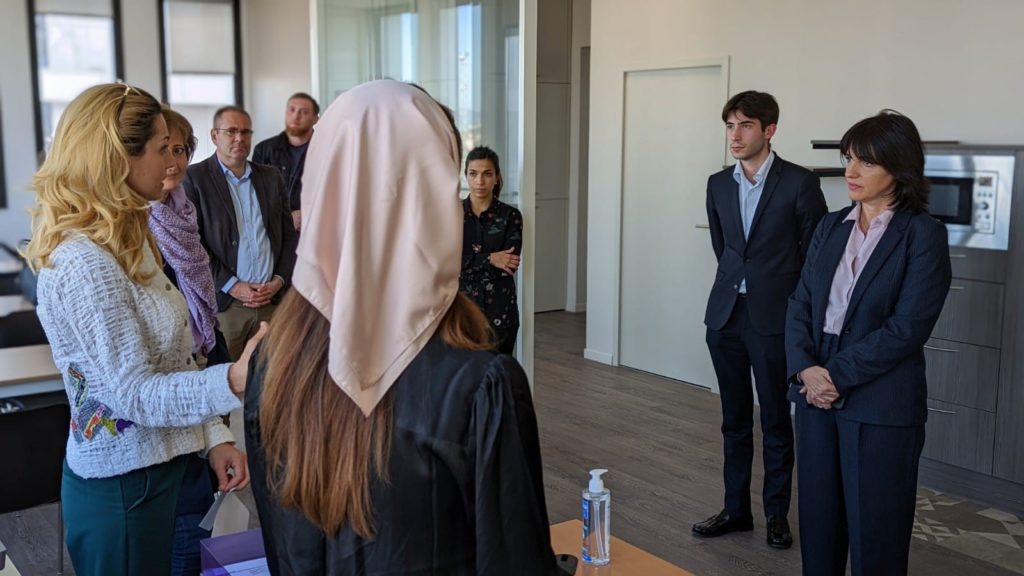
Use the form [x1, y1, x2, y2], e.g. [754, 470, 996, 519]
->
[62, 455, 188, 576]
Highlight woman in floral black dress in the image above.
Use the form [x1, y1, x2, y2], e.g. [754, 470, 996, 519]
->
[460, 147, 523, 354]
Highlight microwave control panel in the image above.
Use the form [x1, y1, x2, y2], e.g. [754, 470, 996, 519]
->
[974, 173, 997, 233]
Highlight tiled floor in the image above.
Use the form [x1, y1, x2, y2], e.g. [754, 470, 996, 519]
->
[915, 487, 1024, 574]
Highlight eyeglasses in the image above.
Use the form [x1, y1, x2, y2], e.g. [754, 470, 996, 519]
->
[213, 128, 254, 138]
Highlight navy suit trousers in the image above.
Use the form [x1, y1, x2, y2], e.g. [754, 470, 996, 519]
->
[705, 296, 794, 519]
[795, 334, 926, 576]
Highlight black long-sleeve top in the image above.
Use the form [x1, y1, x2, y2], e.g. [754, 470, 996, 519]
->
[244, 333, 558, 576]
[459, 197, 523, 332]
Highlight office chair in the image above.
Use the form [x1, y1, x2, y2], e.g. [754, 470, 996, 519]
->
[0, 309, 48, 348]
[0, 401, 70, 575]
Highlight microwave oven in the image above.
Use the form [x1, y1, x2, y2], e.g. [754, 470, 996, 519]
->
[924, 153, 1015, 251]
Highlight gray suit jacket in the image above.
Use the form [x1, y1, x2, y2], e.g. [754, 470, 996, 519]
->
[183, 154, 298, 312]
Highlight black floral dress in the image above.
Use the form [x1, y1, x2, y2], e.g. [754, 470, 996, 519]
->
[460, 197, 523, 351]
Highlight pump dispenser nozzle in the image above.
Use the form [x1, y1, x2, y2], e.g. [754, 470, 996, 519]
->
[588, 469, 608, 493]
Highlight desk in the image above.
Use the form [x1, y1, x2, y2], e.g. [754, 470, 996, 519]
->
[550, 520, 693, 576]
[0, 296, 32, 318]
[0, 344, 62, 399]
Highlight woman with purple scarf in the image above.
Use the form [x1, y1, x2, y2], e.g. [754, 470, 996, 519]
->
[151, 107, 237, 576]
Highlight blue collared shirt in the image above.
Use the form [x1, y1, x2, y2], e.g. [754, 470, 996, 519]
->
[732, 150, 775, 294]
[217, 159, 274, 293]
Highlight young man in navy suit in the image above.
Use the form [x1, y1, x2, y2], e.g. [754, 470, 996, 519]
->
[693, 91, 827, 549]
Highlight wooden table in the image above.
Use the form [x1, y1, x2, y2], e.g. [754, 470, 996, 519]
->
[550, 520, 693, 575]
[0, 344, 62, 399]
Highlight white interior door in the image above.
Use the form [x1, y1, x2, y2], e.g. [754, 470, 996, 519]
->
[619, 64, 725, 391]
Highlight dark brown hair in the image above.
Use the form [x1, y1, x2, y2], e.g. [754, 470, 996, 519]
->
[839, 109, 929, 213]
[259, 292, 492, 538]
[162, 106, 197, 160]
[721, 90, 779, 129]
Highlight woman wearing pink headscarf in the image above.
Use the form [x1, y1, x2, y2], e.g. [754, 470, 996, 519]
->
[243, 80, 559, 575]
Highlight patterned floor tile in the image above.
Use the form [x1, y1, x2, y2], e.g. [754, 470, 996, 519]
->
[916, 488, 1024, 574]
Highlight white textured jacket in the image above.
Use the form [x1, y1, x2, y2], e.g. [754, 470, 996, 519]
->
[35, 236, 240, 479]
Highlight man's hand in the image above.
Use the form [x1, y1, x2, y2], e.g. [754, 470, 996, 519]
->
[291, 210, 301, 233]
[247, 277, 284, 308]
[228, 281, 257, 306]
[488, 247, 521, 275]
[798, 365, 840, 409]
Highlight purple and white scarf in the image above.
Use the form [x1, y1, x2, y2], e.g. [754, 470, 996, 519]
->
[148, 186, 219, 355]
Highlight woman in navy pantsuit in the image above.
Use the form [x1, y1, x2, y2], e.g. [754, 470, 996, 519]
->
[785, 110, 952, 576]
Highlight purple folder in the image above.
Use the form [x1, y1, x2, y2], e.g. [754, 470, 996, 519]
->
[200, 528, 267, 575]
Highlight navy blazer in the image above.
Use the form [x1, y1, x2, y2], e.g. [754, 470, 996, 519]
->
[183, 154, 299, 312]
[705, 155, 827, 335]
[785, 207, 952, 426]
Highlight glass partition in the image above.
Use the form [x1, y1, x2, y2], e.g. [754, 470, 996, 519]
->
[315, 0, 520, 204]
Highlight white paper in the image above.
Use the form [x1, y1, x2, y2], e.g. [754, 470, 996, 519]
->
[198, 489, 250, 535]
[221, 557, 270, 575]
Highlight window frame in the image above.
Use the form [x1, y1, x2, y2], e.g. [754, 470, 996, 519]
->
[26, 0, 125, 156]
[157, 0, 243, 108]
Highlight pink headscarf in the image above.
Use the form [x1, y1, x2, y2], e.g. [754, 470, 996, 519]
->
[293, 80, 463, 416]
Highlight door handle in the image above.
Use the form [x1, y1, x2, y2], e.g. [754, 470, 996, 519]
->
[927, 407, 956, 415]
[924, 344, 959, 353]
[695, 224, 710, 229]
[949, 253, 967, 259]
[949, 285, 965, 291]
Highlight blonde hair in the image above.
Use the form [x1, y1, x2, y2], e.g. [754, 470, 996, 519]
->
[24, 83, 164, 284]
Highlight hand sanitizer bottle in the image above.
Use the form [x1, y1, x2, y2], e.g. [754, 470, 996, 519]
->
[582, 469, 610, 565]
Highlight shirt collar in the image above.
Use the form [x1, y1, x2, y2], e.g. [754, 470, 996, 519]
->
[216, 157, 252, 182]
[844, 203, 896, 228]
[732, 150, 775, 186]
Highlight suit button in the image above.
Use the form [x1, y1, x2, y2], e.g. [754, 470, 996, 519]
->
[732, 284, 738, 290]
[231, 240, 238, 246]
[745, 258, 751, 263]
[843, 328, 851, 334]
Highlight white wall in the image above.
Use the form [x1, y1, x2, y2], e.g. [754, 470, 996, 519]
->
[585, 0, 1024, 363]
[121, 0, 162, 95]
[0, 0, 312, 248]
[566, 0, 590, 311]
[242, 0, 313, 144]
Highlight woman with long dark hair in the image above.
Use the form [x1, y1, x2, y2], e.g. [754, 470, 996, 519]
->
[785, 110, 952, 575]
[460, 146, 523, 354]
[244, 80, 558, 575]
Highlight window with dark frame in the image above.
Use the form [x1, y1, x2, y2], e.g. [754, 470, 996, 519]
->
[27, 0, 123, 155]
[158, 0, 243, 165]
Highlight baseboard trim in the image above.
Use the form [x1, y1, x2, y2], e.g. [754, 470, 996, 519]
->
[918, 457, 1024, 517]
[583, 348, 614, 365]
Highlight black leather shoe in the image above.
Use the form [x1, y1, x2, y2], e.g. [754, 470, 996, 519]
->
[766, 515, 793, 549]
[691, 509, 754, 538]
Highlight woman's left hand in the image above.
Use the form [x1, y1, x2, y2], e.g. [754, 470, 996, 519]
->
[799, 365, 840, 409]
[208, 442, 250, 492]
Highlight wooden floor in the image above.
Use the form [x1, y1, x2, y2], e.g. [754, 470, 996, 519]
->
[0, 311, 1017, 575]
[532, 311, 1016, 576]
